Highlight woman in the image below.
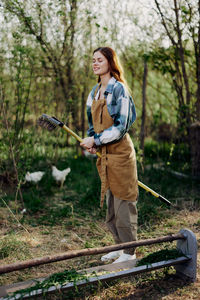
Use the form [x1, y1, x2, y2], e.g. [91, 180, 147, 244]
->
[80, 47, 138, 263]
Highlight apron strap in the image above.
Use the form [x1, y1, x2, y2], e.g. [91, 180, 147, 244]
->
[93, 82, 101, 100]
[100, 145, 107, 208]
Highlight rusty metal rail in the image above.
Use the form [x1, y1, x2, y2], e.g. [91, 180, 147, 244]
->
[0, 233, 185, 275]
[0, 229, 197, 300]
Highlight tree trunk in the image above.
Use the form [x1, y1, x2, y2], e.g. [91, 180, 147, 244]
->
[140, 59, 148, 158]
[190, 122, 200, 176]
[81, 88, 86, 139]
[154, 0, 192, 142]
[195, 0, 200, 120]
[174, 0, 191, 133]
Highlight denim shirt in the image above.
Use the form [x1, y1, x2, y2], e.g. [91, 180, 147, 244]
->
[86, 77, 136, 146]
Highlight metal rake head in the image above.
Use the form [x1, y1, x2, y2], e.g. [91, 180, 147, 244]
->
[37, 114, 64, 131]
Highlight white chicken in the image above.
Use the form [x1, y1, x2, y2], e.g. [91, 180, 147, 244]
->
[25, 171, 45, 184]
[51, 166, 71, 188]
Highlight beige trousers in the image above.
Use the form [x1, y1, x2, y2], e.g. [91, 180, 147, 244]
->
[106, 189, 138, 255]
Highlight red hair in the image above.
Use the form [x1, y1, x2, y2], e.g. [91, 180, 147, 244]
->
[93, 47, 128, 87]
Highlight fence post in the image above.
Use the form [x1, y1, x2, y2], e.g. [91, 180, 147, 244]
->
[175, 228, 197, 282]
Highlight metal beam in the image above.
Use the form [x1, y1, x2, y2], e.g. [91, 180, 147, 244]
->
[0, 233, 185, 275]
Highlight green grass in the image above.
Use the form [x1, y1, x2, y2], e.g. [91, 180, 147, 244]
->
[143, 138, 191, 173]
[1, 137, 199, 230]
[0, 234, 30, 260]
[1, 136, 199, 245]
[8, 269, 90, 299]
[0, 137, 199, 300]
[136, 248, 185, 267]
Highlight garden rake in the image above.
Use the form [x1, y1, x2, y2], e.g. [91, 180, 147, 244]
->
[37, 114, 172, 207]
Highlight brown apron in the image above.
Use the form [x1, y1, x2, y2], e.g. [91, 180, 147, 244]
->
[91, 88, 138, 207]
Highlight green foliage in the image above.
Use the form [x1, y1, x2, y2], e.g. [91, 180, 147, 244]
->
[1, 135, 196, 230]
[136, 248, 185, 267]
[1, 119, 197, 234]
[9, 153, 101, 227]
[149, 47, 177, 76]
[0, 235, 29, 259]
[66, 156, 101, 209]
[37, 204, 74, 226]
[22, 190, 46, 213]
[9, 269, 89, 299]
[144, 138, 190, 170]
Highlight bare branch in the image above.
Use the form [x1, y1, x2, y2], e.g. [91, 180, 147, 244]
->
[154, 0, 177, 46]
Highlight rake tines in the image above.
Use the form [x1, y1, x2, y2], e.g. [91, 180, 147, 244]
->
[37, 114, 62, 131]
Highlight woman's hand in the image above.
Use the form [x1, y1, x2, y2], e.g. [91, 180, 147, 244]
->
[80, 136, 95, 149]
[88, 147, 97, 154]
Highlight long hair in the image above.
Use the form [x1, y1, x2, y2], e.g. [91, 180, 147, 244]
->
[93, 47, 130, 91]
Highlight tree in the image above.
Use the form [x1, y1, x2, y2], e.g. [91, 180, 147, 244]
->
[140, 56, 148, 158]
[2, 0, 78, 117]
[154, 0, 200, 142]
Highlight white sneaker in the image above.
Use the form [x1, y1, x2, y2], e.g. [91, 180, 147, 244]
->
[112, 253, 136, 264]
[101, 250, 123, 261]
